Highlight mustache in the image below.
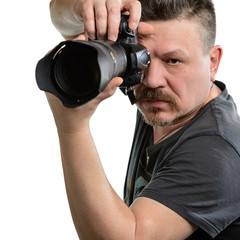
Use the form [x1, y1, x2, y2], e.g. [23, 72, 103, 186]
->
[135, 87, 177, 105]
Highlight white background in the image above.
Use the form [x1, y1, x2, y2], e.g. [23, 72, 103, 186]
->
[0, 1, 239, 239]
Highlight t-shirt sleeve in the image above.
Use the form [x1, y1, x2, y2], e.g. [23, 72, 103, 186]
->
[138, 135, 240, 238]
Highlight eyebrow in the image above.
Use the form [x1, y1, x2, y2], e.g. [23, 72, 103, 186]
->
[161, 49, 189, 57]
[160, 50, 190, 58]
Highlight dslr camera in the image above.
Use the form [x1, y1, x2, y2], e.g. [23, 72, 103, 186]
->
[36, 15, 150, 108]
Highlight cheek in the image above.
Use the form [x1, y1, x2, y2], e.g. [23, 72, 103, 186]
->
[171, 64, 211, 109]
[190, 60, 211, 102]
[133, 84, 141, 96]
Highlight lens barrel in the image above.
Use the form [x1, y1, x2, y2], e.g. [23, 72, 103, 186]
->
[53, 40, 127, 101]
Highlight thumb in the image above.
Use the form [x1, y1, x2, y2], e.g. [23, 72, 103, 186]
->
[137, 22, 154, 36]
[96, 77, 123, 102]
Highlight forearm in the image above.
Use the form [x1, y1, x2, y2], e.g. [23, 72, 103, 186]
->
[58, 128, 136, 239]
[50, 0, 84, 39]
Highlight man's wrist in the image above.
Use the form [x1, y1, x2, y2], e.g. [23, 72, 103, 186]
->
[56, 120, 90, 136]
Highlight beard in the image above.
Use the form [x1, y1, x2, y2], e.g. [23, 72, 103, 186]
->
[135, 87, 182, 127]
[139, 108, 194, 127]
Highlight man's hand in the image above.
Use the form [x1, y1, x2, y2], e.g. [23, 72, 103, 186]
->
[50, 0, 141, 40]
[45, 33, 123, 134]
[46, 76, 123, 134]
[74, 0, 141, 41]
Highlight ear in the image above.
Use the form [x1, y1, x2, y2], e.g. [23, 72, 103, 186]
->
[209, 45, 223, 82]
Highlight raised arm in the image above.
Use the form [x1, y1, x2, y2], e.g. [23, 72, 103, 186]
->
[50, 0, 141, 40]
[46, 74, 196, 240]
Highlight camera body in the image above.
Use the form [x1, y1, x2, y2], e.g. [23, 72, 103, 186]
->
[36, 15, 150, 108]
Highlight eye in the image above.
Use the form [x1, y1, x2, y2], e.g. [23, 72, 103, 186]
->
[166, 58, 181, 65]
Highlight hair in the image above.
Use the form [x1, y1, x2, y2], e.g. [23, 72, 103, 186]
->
[139, 0, 216, 53]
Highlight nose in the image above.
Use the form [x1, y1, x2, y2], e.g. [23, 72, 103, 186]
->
[142, 59, 167, 89]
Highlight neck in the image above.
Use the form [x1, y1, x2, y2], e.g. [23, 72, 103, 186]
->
[153, 112, 196, 144]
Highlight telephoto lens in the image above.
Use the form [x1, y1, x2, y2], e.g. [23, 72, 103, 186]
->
[36, 15, 150, 108]
[53, 40, 127, 103]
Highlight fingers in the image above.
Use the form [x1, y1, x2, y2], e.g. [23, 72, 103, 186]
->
[106, 0, 141, 41]
[80, 0, 141, 41]
[95, 1, 108, 40]
[82, 1, 96, 39]
[125, 0, 141, 30]
[106, 1, 121, 41]
[107, 0, 141, 40]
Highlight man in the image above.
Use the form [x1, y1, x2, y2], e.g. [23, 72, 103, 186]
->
[47, 0, 240, 239]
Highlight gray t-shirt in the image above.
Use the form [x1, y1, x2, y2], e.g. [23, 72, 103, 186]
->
[124, 81, 240, 239]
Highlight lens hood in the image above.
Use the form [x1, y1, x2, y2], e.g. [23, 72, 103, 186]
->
[36, 40, 127, 108]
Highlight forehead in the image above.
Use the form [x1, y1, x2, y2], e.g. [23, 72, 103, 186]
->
[139, 19, 203, 55]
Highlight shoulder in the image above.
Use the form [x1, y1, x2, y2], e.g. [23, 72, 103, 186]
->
[178, 81, 240, 155]
[167, 135, 240, 178]
[141, 135, 240, 237]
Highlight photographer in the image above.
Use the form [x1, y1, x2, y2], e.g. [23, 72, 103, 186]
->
[46, 0, 240, 239]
